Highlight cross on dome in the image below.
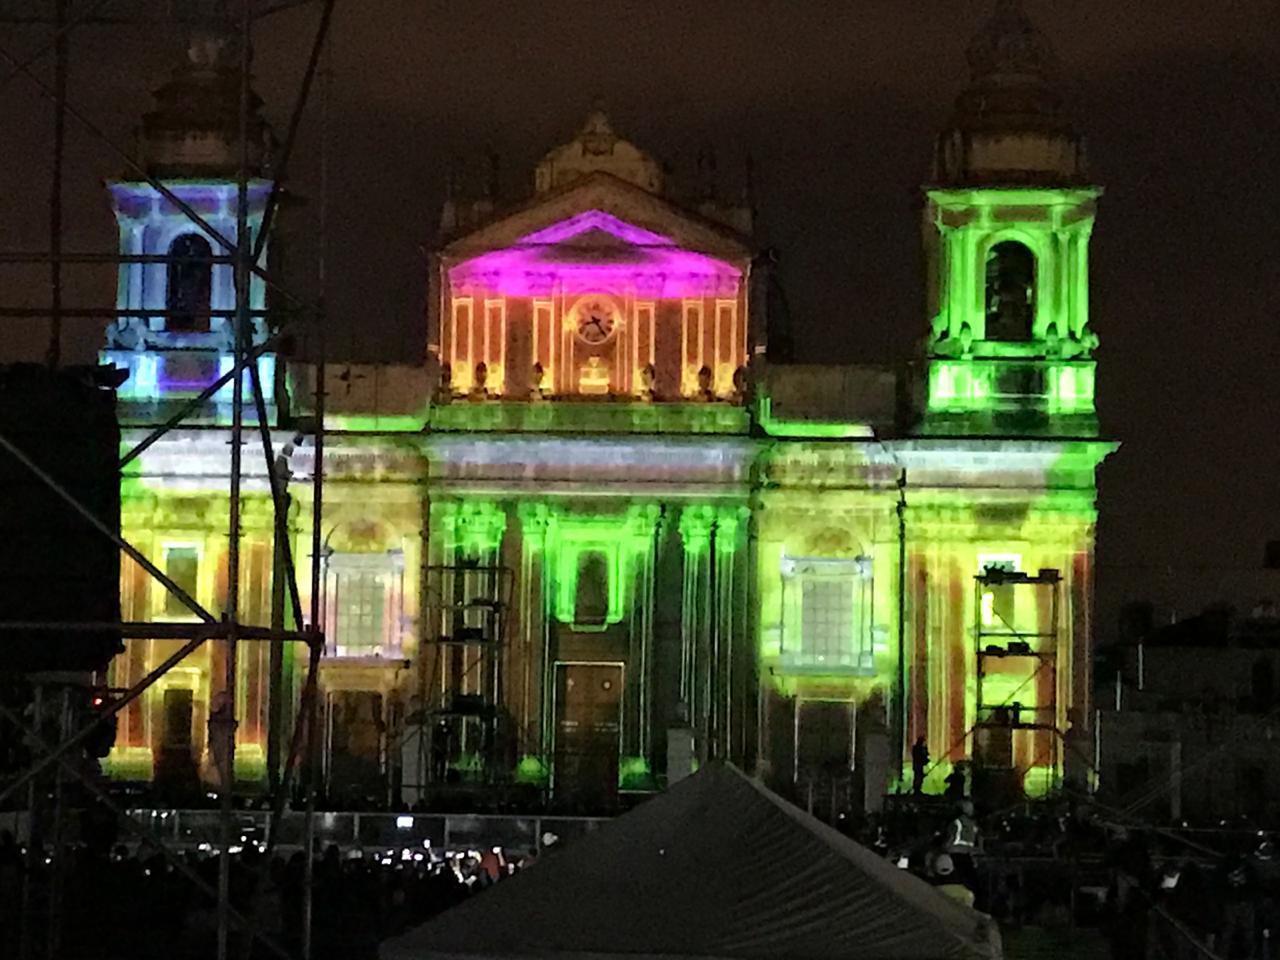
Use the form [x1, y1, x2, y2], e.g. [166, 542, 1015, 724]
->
[966, 0, 1057, 82]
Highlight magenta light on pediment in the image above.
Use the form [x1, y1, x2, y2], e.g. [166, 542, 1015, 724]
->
[448, 210, 743, 298]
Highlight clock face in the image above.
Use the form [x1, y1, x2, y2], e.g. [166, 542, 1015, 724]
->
[573, 296, 619, 345]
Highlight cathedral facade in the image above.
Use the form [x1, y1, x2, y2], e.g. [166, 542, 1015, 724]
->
[101, 2, 1114, 810]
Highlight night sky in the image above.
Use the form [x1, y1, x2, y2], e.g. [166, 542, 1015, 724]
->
[1, 0, 1278, 637]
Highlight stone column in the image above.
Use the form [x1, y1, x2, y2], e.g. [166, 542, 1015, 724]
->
[515, 502, 551, 782]
[711, 506, 747, 760]
[678, 506, 715, 761]
[621, 505, 661, 777]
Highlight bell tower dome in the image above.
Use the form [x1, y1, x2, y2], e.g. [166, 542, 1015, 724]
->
[922, 0, 1101, 436]
[137, 25, 274, 178]
[934, 0, 1085, 186]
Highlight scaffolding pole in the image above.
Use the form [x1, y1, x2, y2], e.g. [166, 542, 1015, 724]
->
[0, 2, 337, 957]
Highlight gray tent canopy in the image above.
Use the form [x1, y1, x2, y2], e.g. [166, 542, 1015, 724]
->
[383, 763, 1001, 960]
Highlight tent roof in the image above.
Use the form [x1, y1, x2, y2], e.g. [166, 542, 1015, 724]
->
[382, 764, 1000, 960]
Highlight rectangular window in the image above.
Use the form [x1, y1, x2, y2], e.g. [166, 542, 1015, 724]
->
[533, 299, 555, 392]
[780, 555, 873, 672]
[714, 300, 738, 395]
[325, 552, 405, 658]
[335, 571, 387, 653]
[631, 301, 656, 396]
[483, 298, 506, 394]
[681, 299, 705, 396]
[450, 297, 474, 392]
[163, 545, 200, 617]
[800, 578, 855, 660]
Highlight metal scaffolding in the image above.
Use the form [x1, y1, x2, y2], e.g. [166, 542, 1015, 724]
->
[405, 562, 516, 803]
[972, 565, 1064, 804]
[0, 2, 336, 958]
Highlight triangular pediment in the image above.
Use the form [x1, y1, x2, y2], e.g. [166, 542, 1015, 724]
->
[442, 171, 752, 262]
[444, 178, 750, 299]
[535, 225, 650, 265]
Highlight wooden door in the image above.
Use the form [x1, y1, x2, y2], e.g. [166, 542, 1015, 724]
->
[554, 663, 623, 807]
[155, 687, 197, 793]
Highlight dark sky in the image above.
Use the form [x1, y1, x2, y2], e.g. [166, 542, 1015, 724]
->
[2, 0, 1279, 636]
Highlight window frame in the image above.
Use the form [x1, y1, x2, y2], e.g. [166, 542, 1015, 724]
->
[322, 550, 406, 659]
[779, 554, 874, 674]
[159, 542, 202, 621]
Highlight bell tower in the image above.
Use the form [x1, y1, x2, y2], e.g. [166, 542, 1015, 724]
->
[102, 24, 277, 417]
[923, 0, 1101, 435]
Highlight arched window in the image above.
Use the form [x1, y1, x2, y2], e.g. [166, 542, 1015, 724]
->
[984, 241, 1035, 341]
[165, 233, 212, 332]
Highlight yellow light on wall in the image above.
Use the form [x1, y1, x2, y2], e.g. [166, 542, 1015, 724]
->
[449, 297, 474, 392]
[579, 357, 611, 395]
[981, 591, 995, 627]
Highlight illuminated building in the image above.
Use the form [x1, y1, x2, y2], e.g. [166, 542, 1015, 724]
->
[102, 2, 1114, 808]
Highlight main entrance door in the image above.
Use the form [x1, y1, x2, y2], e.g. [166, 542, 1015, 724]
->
[794, 698, 855, 820]
[554, 663, 622, 808]
[327, 691, 385, 806]
[155, 687, 198, 797]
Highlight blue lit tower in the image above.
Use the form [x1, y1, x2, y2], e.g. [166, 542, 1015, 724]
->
[102, 27, 277, 418]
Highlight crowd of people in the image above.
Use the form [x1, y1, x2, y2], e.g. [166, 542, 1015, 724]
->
[839, 794, 1280, 959]
[7, 789, 1280, 959]
[0, 830, 523, 960]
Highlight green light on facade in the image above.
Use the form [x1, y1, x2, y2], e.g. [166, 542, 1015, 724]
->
[924, 185, 1101, 427]
[1023, 765, 1056, 799]
[436, 500, 507, 555]
[325, 413, 428, 433]
[618, 755, 654, 790]
[515, 754, 549, 785]
[544, 505, 660, 627]
[755, 395, 873, 439]
[927, 360, 1095, 415]
[103, 745, 154, 782]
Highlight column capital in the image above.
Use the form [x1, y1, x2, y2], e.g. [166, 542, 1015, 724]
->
[714, 504, 749, 554]
[678, 505, 716, 554]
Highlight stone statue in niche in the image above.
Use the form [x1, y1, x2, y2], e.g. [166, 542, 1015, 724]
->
[110, 315, 148, 351]
[932, 320, 975, 358]
[696, 365, 715, 401]
[435, 362, 453, 403]
[1044, 321, 1062, 358]
[1055, 326, 1099, 360]
[637, 363, 656, 401]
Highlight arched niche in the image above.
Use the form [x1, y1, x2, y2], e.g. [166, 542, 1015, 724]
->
[165, 233, 213, 333]
[984, 240, 1036, 341]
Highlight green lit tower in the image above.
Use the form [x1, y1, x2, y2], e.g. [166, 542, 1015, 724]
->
[894, 0, 1116, 799]
[923, 0, 1100, 436]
